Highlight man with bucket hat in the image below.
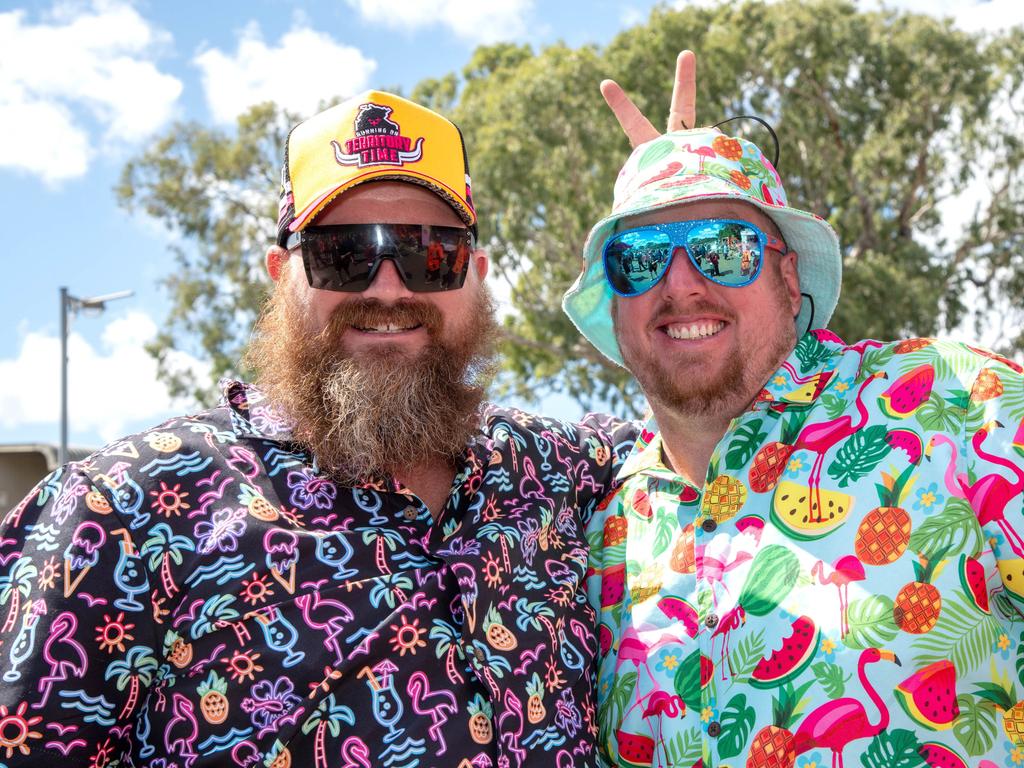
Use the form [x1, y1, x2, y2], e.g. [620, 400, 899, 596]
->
[0, 91, 638, 767]
[571, 59, 1024, 766]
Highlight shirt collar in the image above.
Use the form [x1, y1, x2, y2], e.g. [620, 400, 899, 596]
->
[221, 379, 299, 442]
[614, 330, 846, 483]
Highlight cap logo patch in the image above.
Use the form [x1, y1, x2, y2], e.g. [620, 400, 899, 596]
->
[331, 102, 424, 168]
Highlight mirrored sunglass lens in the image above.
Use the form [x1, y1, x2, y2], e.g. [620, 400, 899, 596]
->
[394, 226, 472, 291]
[605, 231, 672, 295]
[304, 230, 374, 291]
[686, 222, 762, 285]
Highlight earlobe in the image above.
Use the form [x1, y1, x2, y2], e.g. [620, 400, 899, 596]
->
[266, 246, 287, 282]
[473, 249, 489, 281]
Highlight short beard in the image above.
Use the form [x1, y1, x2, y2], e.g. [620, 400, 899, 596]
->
[246, 274, 498, 483]
[614, 267, 795, 418]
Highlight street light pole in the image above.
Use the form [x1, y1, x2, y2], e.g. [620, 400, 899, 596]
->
[59, 287, 134, 465]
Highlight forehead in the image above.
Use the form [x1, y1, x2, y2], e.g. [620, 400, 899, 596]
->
[315, 180, 465, 228]
[617, 199, 783, 240]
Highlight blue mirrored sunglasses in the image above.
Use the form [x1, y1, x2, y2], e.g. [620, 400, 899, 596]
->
[603, 218, 789, 297]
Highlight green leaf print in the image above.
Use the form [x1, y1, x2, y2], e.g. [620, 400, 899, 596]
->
[662, 728, 703, 766]
[717, 693, 756, 759]
[859, 728, 927, 768]
[860, 345, 896, 377]
[911, 593, 1000, 674]
[794, 333, 833, 375]
[1017, 630, 1024, 685]
[916, 392, 965, 433]
[953, 692, 999, 756]
[637, 138, 674, 169]
[845, 595, 899, 650]
[730, 629, 767, 682]
[725, 419, 768, 471]
[819, 392, 847, 420]
[907, 498, 983, 559]
[651, 517, 674, 559]
[811, 661, 851, 699]
[827, 425, 892, 487]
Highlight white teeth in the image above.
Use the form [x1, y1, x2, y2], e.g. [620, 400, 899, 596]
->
[665, 321, 725, 340]
[357, 323, 418, 333]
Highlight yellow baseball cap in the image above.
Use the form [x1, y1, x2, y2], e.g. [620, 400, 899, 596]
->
[276, 90, 476, 246]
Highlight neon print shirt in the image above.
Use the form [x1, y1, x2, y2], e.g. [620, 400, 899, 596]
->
[586, 331, 1024, 767]
[0, 381, 637, 767]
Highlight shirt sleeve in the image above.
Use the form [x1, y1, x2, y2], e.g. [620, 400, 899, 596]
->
[573, 412, 641, 526]
[0, 465, 157, 766]
[963, 358, 1024, 619]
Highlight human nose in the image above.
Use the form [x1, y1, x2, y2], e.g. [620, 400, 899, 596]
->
[660, 246, 709, 299]
[363, 258, 412, 301]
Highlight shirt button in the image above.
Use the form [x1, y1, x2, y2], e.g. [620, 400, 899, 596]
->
[707, 721, 722, 737]
[402, 506, 419, 521]
[705, 613, 719, 629]
[701, 518, 717, 533]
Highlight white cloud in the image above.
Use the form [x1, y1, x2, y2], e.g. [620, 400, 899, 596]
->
[0, 1, 182, 184]
[0, 311, 210, 445]
[344, 0, 534, 43]
[194, 23, 377, 124]
[868, 0, 1024, 33]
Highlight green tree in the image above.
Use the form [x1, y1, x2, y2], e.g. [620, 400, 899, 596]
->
[119, 1, 1024, 413]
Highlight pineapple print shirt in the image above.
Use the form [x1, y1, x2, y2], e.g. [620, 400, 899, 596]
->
[586, 330, 1024, 768]
[0, 380, 638, 768]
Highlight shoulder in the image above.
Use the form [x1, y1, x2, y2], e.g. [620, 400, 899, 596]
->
[853, 337, 1021, 386]
[480, 404, 639, 452]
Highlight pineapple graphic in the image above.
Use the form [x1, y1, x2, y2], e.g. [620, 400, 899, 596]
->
[854, 463, 915, 566]
[467, 693, 494, 744]
[971, 674, 1024, 745]
[197, 670, 229, 724]
[745, 683, 800, 768]
[970, 368, 1003, 403]
[240, 484, 279, 521]
[483, 605, 518, 651]
[526, 673, 546, 724]
[748, 442, 795, 494]
[893, 550, 948, 634]
[702, 472, 748, 524]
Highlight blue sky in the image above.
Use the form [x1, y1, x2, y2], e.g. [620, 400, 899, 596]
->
[1, 0, 1018, 451]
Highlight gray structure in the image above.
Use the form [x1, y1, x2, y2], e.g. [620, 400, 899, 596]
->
[0, 444, 94, 511]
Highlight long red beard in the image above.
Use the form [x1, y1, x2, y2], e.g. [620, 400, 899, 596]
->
[247, 275, 498, 483]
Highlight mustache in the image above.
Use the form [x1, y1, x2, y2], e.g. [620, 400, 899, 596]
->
[649, 298, 737, 327]
[322, 298, 443, 339]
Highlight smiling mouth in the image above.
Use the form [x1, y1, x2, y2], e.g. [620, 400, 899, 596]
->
[663, 320, 727, 340]
[353, 323, 423, 334]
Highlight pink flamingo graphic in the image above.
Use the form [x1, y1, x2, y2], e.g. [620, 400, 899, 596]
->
[708, 604, 746, 680]
[296, 581, 354, 666]
[407, 671, 458, 755]
[791, 371, 888, 522]
[36, 611, 88, 708]
[680, 143, 716, 173]
[793, 647, 900, 767]
[811, 555, 866, 638]
[696, 543, 753, 606]
[164, 692, 199, 767]
[929, 421, 1024, 557]
[340, 736, 371, 768]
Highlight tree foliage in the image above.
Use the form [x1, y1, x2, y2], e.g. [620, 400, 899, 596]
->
[118, 1, 1024, 412]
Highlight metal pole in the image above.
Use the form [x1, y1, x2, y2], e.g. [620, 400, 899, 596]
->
[59, 286, 68, 466]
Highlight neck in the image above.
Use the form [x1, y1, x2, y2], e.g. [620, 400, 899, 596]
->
[649, 401, 734, 486]
[394, 458, 457, 521]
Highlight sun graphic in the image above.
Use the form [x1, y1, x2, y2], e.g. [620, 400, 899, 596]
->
[388, 615, 427, 657]
[95, 612, 135, 653]
[240, 572, 275, 606]
[0, 701, 43, 758]
[36, 556, 60, 590]
[480, 552, 502, 589]
[149, 481, 191, 518]
[222, 649, 264, 683]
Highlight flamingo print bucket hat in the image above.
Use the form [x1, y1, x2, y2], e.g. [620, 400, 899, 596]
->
[563, 127, 842, 366]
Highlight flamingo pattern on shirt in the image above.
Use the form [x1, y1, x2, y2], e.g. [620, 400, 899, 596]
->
[587, 330, 1024, 767]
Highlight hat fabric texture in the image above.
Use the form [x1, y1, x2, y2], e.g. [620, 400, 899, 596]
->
[277, 90, 476, 246]
[562, 128, 842, 366]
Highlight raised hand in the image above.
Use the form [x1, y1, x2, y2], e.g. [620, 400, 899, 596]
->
[601, 50, 697, 148]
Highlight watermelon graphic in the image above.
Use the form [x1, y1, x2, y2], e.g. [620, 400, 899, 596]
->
[958, 554, 990, 613]
[616, 729, 655, 767]
[885, 428, 924, 465]
[657, 596, 699, 637]
[895, 660, 959, 730]
[750, 615, 820, 689]
[630, 489, 653, 520]
[878, 364, 935, 418]
[598, 622, 614, 656]
[917, 741, 968, 768]
[601, 563, 626, 608]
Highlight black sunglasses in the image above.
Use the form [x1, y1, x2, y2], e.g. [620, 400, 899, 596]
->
[285, 223, 475, 293]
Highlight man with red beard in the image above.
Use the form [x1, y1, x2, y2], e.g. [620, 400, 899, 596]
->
[569, 62, 1024, 766]
[0, 92, 636, 767]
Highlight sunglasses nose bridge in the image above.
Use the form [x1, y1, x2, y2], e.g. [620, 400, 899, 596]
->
[363, 255, 414, 298]
[663, 244, 711, 295]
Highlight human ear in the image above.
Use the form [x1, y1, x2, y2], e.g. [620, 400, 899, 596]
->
[266, 246, 288, 283]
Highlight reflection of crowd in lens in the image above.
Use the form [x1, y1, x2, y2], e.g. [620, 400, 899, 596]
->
[691, 225, 761, 279]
